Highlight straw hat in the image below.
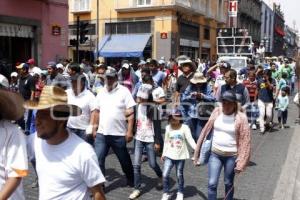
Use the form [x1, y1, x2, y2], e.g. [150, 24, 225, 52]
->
[0, 89, 24, 120]
[190, 72, 207, 84]
[23, 86, 81, 116]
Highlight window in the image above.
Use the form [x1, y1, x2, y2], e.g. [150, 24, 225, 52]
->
[180, 22, 199, 40]
[137, 0, 151, 6]
[73, 0, 90, 12]
[204, 28, 210, 40]
[105, 21, 151, 35]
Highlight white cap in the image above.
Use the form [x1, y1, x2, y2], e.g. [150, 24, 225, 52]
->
[56, 63, 64, 70]
[158, 60, 165, 65]
[122, 63, 130, 69]
[32, 67, 42, 76]
[0, 74, 9, 88]
[10, 72, 18, 77]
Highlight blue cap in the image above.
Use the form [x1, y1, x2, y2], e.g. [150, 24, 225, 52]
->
[221, 90, 237, 102]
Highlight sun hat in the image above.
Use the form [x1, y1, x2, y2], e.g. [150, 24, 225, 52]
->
[10, 72, 18, 77]
[190, 72, 207, 84]
[179, 59, 196, 70]
[16, 63, 29, 70]
[0, 88, 24, 120]
[137, 83, 153, 99]
[221, 90, 237, 102]
[105, 66, 117, 77]
[27, 58, 35, 65]
[23, 85, 81, 116]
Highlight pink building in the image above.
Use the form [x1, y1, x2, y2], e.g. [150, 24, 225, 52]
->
[0, 0, 68, 72]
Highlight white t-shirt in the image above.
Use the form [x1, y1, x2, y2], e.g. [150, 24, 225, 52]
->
[212, 114, 237, 153]
[0, 120, 28, 200]
[135, 104, 155, 143]
[152, 86, 165, 101]
[66, 89, 96, 130]
[214, 74, 225, 89]
[95, 84, 136, 136]
[34, 131, 105, 200]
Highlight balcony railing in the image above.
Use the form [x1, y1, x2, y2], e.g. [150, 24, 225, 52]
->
[115, 0, 206, 15]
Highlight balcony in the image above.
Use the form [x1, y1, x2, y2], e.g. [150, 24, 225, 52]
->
[115, 0, 206, 16]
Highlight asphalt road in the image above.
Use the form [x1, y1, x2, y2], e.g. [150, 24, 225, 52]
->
[23, 101, 300, 200]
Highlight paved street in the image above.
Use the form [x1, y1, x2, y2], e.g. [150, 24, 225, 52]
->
[24, 101, 300, 200]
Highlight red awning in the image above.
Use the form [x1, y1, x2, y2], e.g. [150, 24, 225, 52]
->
[275, 26, 285, 37]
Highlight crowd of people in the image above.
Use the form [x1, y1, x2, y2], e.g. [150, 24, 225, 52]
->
[0, 55, 299, 200]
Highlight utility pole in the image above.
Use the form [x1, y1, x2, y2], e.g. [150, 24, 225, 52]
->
[76, 16, 80, 63]
[96, 0, 99, 62]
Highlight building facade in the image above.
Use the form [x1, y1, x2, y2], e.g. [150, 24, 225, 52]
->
[260, 1, 274, 55]
[272, 3, 285, 56]
[0, 0, 68, 73]
[68, 0, 228, 63]
[237, 0, 261, 46]
[284, 25, 298, 59]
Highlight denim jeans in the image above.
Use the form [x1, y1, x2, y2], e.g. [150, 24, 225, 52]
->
[208, 152, 237, 200]
[133, 140, 162, 189]
[188, 118, 207, 142]
[67, 127, 94, 146]
[162, 157, 185, 193]
[277, 110, 288, 125]
[94, 134, 134, 185]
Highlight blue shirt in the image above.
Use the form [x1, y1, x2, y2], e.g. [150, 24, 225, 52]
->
[152, 71, 166, 87]
[257, 78, 276, 103]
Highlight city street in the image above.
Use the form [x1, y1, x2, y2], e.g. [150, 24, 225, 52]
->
[24, 100, 300, 200]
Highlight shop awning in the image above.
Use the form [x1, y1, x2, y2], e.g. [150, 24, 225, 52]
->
[97, 34, 151, 57]
[275, 26, 285, 37]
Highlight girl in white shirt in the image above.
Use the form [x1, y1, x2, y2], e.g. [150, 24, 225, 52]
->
[161, 111, 196, 200]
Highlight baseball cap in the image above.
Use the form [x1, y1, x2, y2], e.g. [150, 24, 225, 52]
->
[221, 90, 237, 102]
[0, 74, 9, 88]
[47, 61, 56, 68]
[32, 67, 42, 76]
[122, 63, 130, 69]
[56, 63, 64, 70]
[16, 63, 29, 70]
[158, 59, 165, 65]
[10, 72, 18, 77]
[220, 62, 231, 69]
[138, 60, 146, 66]
[27, 58, 35, 65]
[105, 66, 117, 77]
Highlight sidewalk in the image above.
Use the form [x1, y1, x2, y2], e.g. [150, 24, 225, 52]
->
[272, 126, 300, 200]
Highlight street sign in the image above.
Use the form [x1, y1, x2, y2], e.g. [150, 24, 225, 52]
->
[52, 25, 61, 36]
[228, 1, 238, 17]
[161, 32, 168, 39]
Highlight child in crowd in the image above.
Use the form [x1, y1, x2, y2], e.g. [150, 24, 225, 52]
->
[161, 110, 196, 200]
[243, 71, 259, 130]
[277, 87, 289, 129]
[129, 82, 163, 200]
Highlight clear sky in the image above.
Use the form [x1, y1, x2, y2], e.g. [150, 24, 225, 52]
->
[276, 0, 300, 31]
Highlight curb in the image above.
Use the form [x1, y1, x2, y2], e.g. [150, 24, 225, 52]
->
[272, 127, 300, 200]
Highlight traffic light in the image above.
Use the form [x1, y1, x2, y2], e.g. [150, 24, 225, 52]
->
[79, 22, 89, 44]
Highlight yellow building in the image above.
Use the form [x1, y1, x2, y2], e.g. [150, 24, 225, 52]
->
[68, 0, 227, 63]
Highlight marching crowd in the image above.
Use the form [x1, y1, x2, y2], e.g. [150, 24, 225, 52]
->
[0, 56, 299, 200]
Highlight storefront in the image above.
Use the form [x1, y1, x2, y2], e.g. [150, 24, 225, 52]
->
[179, 22, 200, 60]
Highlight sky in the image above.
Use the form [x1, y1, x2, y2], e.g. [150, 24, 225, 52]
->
[275, 0, 300, 31]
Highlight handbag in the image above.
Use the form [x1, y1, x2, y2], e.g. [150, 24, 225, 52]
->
[198, 131, 213, 165]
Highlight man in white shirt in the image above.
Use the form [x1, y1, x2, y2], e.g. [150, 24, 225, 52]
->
[24, 86, 106, 200]
[0, 88, 28, 200]
[66, 73, 96, 145]
[93, 67, 136, 187]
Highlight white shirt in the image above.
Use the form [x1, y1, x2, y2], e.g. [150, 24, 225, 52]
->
[214, 74, 225, 89]
[34, 131, 105, 200]
[66, 89, 96, 130]
[152, 86, 165, 101]
[95, 84, 136, 136]
[135, 105, 155, 143]
[0, 120, 28, 200]
[212, 114, 237, 153]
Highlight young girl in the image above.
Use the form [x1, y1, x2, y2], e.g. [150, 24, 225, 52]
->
[128, 81, 163, 200]
[277, 87, 289, 129]
[161, 111, 196, 200]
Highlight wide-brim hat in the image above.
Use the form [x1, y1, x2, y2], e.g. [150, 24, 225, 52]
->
[179, 59, 196, 70]
[190, 72, 207, 84]
[23, 86, 81, 116]
[0, 89, 25, 120]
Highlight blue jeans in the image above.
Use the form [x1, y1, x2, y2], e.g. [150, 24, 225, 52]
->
[162, 157, 185, 193]
[277, 110, 288, 125]
[208, 152, 237, 200]
[67, 127, 94, 146]
[133, 140, 162, 189]
[94, 134, 134, 185]
[188, 118, 207, 142]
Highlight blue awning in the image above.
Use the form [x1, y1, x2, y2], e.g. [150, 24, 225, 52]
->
[97, 34, 151, 57]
